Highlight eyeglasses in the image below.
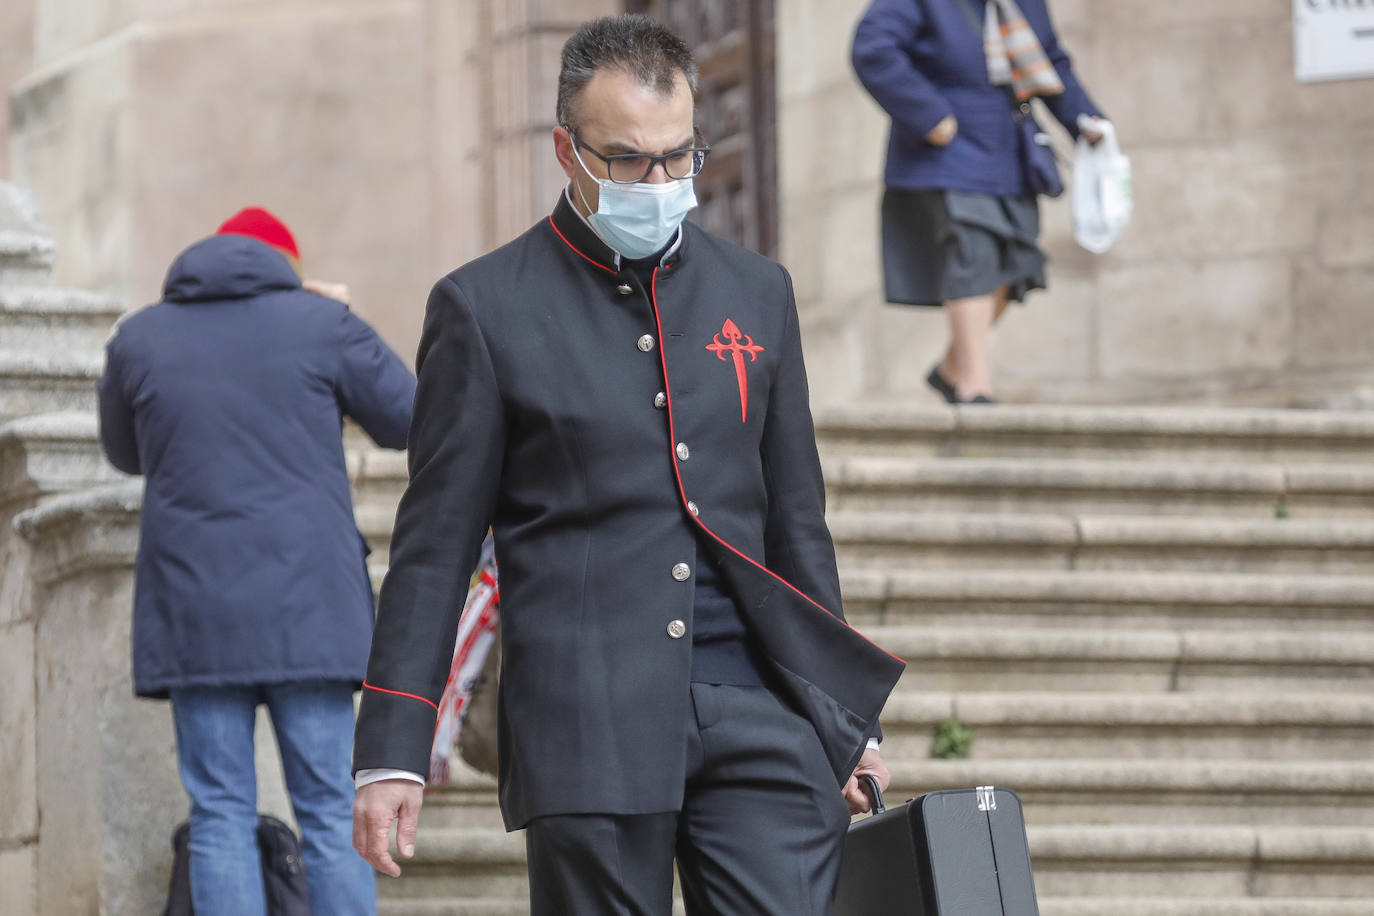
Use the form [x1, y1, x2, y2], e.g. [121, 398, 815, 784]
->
[568, 130, 711, 184]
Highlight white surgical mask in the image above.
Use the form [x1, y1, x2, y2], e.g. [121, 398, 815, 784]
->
[573, 146, 697, 260]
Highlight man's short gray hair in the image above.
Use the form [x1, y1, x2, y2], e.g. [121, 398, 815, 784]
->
[557, 15, 699, 131]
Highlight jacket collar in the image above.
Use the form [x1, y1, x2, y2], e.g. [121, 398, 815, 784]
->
[162, 234, 301, 304]
[548, 187, 686, 276]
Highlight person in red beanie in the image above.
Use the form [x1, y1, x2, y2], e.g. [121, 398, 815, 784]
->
[98, 206, 416, 916]
[218, 206, 350, 302]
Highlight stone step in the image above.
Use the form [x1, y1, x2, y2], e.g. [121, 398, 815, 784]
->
[379, 901, 526, 916]
[380, 899, 1374, 916]
[879, 691, 1374, 761]
[882, 759, 1374, 827]
[0, 412, 123, 501]
[815, 405, 1374, 464]
[415, 758, 1374, 832]
[379, 824, 1374, 903]
[1040, 900, 1374, 916]
[828, 511, 1374, 574]
[377, 826, 527, 903]
[839, 569, 1374, 631]
[0, 229, 56, 286]
[823, 455, 1374, 518]
[0, 286, 123, 359]
[871, 624, 1374, 692]
[1027, 825, 1374, 899]
[0, 352, 102, 422]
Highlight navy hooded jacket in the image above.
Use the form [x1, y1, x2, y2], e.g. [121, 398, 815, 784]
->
[852, 0, 1102, 195]
[98, 234, 416, 697]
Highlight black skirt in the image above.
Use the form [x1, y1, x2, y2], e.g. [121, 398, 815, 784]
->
[881, 187, 1047, 307]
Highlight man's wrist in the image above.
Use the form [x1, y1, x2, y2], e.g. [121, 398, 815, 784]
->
[356, 768, 426, 790]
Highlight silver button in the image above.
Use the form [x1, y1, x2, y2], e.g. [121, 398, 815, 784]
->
[616, 283, 633, 296]
[687, 501, 699, 517]
[637, 334, 655, 352]
[672, 562, 691, 581]
[654, 391, 667, 409]
[667, 619, 687, 639]
[676, 442, 689, 461]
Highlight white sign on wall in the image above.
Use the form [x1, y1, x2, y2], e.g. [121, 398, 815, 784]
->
[1294, 0, 1374, 82]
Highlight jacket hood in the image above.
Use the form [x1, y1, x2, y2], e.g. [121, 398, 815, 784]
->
[162, 234, 301, 303]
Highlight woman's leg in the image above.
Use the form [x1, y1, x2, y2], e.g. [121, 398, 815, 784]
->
[939, 286, 1008, 400]
[992, 285, 1012, 324]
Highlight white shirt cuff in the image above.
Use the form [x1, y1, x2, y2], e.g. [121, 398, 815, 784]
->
[355, 768, 426, 790]
[865, 737, 880, 752]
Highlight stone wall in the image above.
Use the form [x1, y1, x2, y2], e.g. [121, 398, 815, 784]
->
[5, 0, 614, 364]
[778, 0, 1374, 407]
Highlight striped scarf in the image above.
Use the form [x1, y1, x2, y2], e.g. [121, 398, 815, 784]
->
[981, 0, 1065, 100]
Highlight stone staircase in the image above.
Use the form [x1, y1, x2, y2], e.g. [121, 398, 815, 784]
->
[0, 183, 120, 422]
[353, 405, 1374, 915]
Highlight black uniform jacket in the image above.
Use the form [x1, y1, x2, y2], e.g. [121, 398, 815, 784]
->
[354, 194, 906, 830]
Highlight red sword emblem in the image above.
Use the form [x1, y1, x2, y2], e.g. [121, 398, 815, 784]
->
[705, 318, 765, 423]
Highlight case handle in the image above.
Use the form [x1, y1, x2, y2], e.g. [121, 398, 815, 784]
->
[858, 774, 886, 814]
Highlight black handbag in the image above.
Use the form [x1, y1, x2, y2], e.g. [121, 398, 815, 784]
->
[1013, 103, 1065, 198]
[834, 778, 1040, 915]
[162, 814, 311, 916]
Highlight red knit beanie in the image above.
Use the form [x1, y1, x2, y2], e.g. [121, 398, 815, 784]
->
[217, 207, 301, 263]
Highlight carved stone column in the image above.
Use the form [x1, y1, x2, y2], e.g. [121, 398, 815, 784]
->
[14, 483, 184, 915]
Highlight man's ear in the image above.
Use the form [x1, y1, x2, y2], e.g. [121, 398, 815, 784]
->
[553, 126, 578, 180]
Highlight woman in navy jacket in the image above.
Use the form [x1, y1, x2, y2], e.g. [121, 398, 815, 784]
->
[852, 0, 1106, 403]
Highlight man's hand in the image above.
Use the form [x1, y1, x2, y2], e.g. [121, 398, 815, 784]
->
[925, 115, 958, 148]
[303, 279, 352, 304]
[353, 779, 424, 877]
[842, 747, 891, 815]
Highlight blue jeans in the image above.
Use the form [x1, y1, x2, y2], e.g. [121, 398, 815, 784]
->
[170, 681, 377, 916]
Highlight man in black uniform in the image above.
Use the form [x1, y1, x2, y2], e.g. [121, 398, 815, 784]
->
[353, 15, 904, 914]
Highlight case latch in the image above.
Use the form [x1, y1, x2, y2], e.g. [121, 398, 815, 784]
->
[976, 785, 997, 812]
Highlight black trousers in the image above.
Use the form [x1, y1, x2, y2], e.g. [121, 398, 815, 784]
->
[525, 683, 852, 915]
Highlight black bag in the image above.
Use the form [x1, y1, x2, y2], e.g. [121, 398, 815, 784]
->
[1013, 103, 1065, 198]
[835, 778, 1040, 915]
[162, 814, 311, 916]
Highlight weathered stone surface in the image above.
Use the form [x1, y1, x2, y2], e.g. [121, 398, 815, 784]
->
[841, 568, 1374, 631]
[824, 455, 1298, 517]
[0, 412, 122, 509]
[880, 690, 1374, 762]
[1293, 260, 1374, 371]
[992, 270, 1097, 396]
[0, 620, 37, 841]
[10, 483, 302, 915]
[814, 404, 1374, 462]
[0, 847, 38, 916]
[1097, 258, 1293, 380]
[1042, 899, 1374, 916]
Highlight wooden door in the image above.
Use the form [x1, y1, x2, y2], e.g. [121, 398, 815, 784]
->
[626, 0, 778, 258]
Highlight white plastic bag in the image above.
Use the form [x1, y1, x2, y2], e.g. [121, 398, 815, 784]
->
[1071, 120, 1132, 254]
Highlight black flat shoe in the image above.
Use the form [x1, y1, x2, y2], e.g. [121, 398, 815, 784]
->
[965, 394, 998, 405]
[926, 365, 959, 404]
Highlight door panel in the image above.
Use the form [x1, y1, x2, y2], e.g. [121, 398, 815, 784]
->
[626, 0, 778, 257]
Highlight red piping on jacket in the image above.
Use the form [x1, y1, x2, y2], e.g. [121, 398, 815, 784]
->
[648, 267, 905, 666]
[549, 215, 617, 274]
[363, 681, 440, 712]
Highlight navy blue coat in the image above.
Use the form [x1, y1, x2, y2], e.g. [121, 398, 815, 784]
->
[852, 0, 1102, 195]
[98, 234, 416, 698]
